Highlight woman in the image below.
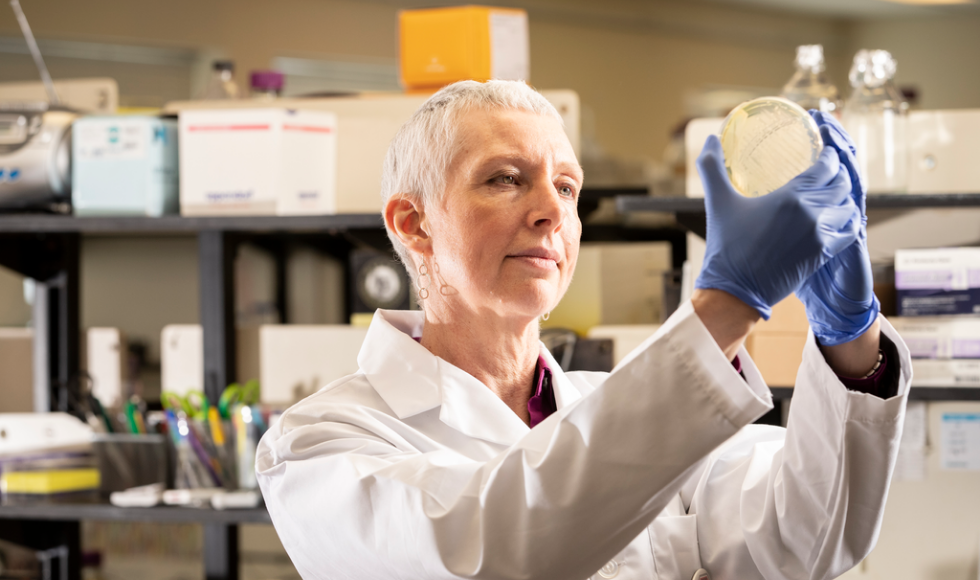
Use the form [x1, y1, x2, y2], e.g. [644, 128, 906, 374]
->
[257, 80, 910, 580]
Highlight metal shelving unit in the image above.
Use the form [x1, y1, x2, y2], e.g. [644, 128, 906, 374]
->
[0, 187, 658, 580]
[0, 212, 385, 580]
[617, 192, 980, 402]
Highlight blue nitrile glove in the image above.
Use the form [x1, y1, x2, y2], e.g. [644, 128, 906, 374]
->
[795, 111, 880, 346]
[694, 134, 861, 319]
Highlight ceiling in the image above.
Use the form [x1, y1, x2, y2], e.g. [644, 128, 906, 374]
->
[700, 0, 978, 18]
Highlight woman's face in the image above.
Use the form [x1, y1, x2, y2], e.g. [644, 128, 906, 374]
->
[424, 108, 583, 322]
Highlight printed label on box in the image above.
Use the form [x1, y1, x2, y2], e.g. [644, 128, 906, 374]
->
[76, 122, 147, 161]
[941, 413, 980, 470]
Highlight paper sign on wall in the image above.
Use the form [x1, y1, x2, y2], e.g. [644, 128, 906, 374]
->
[941, 413, 980, 470]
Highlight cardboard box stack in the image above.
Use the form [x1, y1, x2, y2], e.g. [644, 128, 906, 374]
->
[894, 247, 980, 387]
[744, 294, 809, 387]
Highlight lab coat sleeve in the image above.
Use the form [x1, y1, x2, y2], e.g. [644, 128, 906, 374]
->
[255, 301, 773, 580]
[683, 314, 910, 580]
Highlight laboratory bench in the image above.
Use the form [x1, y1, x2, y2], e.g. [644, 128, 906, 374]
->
[0, 501, 270, 580]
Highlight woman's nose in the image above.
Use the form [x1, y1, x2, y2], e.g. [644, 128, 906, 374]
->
[528, 181, 565, 231]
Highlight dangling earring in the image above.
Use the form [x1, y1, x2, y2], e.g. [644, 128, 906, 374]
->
[417, 261, 431, 307]
[541, 311, 550, 322]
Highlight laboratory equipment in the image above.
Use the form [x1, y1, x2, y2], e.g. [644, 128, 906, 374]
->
[841, 49, 908, 194]
[0, 1, 75, 211]
[719, 96, 824, 197]
[72, 116, 178, 216]
[202, 60, 240, 100]
[250, 70, 284, 100]
[179, 108, 338, 216]
[780, 45, 842, 115]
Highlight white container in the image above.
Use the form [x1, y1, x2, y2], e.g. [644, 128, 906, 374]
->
[86, 328, 125, 408]
[895, 248, 980, 316]
[165, 90, 578, 213]
[684, 117, 723, 198]
[237, 325, 368, 406]
[160, 325, 203, 396]
[178, 108, 337, 216]
[73, 116, 178, 216]
[908, 109, 980, 194]
[910, 359, 980, 388]
[890, 317, 980, 359]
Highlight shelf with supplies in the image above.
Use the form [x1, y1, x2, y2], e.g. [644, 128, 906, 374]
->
[618, 193, 980, 402]
[615, 193, 980, 237]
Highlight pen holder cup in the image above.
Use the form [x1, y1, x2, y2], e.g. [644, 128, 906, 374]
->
[93, 434, 171, 494]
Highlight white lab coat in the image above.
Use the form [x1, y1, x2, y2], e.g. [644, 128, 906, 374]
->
[256, 301, 911, 580]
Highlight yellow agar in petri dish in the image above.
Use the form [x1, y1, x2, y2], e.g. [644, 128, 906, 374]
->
[720, 96, 824, 197]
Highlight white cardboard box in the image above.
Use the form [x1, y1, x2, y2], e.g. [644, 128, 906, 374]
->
[165, 91, 578, 214]
[161, 325, 204, 396]
[179, 108, 337, 216]
[908, 109, 980, 195]
[86, 328, 126, 409]
[891, 316, 980, 359]
[910, 359, 980, 388]
[238, 325, 368, 406]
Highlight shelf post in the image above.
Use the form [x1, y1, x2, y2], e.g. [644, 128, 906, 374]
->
[198, 231, 237, 406]
[203, 523, 240, 580]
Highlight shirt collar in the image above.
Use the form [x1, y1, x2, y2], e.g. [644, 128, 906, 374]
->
[357, 309, 583, 446]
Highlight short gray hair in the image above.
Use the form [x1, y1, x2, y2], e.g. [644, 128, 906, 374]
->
[380, 80, 564, 285]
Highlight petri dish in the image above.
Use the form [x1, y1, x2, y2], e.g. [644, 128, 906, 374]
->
[720, 96, 824, 197]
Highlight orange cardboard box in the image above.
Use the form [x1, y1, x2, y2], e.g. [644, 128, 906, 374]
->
[399, 6, 529, 89]
[744, 332, 808, 387]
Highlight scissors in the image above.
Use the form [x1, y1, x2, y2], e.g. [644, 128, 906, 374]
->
[161, 389, 210, 422]
[218, 379, 260, 419]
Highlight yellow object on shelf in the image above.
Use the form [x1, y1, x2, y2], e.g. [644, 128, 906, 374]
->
[399, 5, 529, 90]
[1, 468, 101, 494]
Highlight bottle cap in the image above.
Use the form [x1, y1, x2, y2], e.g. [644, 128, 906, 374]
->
[849, 49, 897, 88]
[250, 70, 285, 91]
[213, 60, 234, 72]
[795, 45, 825, 73]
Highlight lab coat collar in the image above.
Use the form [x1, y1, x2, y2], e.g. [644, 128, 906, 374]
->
[358, 310, 582, 446]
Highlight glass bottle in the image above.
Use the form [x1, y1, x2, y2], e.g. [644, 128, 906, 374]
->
[841, 49, 909, 194]
[250, 70, 284, 101]
[780, 44, 842, 115]
[202, 60, 240, 100]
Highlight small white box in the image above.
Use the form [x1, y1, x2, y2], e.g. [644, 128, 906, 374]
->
[160, 325, 203, 396]
[72, 116, 178, 216]
[910, 359, 980, 388]
[86, 328, 125, 408]
[178, 108, 337, 216]
[908, 109, 980, 195]
[896, 248, 980, 316]
[890, 317, 980, 359]
[684, 117, 723, 197]
[238, 325, 368, 406]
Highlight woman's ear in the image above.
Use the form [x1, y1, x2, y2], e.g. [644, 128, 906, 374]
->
[384, 195, 432, 255]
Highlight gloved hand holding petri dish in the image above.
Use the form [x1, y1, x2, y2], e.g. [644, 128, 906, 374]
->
[720, 97, 824, 197]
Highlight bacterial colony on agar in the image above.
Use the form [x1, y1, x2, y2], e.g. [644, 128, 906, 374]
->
[720, 97, 824, 197]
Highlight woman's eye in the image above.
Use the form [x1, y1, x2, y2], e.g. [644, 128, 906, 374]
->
[558, 185, 576, 197]
[495, 175, 516, 185]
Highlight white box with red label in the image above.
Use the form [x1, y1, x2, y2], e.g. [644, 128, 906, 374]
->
[178, 108, 337, 216]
